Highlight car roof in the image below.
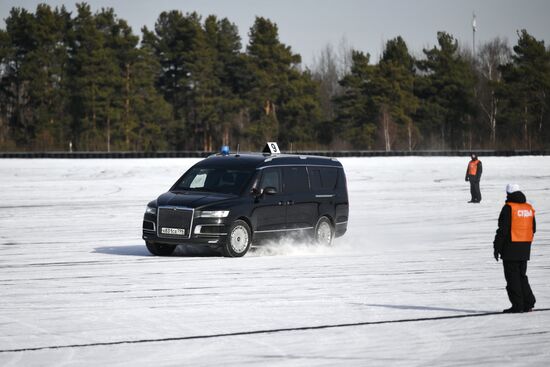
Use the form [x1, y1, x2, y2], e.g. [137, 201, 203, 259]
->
[195, 153, 342, 170]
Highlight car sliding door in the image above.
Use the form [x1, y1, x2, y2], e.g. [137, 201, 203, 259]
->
[282, 166, 316, 230]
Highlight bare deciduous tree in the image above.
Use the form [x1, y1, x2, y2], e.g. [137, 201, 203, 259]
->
[477, 37, 511, 147]
[337, 36, 353, 77]
[312, 37, 354, 121]
[312, 44, 341, 120]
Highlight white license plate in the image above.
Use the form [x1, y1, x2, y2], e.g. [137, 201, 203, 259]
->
[161, 227, 185, 235]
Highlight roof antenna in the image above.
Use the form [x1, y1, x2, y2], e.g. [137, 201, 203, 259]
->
[236, 144, 240, 157]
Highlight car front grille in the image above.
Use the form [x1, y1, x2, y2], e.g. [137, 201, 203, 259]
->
[157, 207, 193, 239]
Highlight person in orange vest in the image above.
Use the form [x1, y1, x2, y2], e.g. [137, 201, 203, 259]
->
[465, 153, 482, 203]
[493, 184, 536, 313]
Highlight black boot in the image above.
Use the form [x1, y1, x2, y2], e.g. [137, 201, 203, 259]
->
[503, 307, 523, 314]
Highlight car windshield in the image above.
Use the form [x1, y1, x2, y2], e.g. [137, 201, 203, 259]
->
[172, 167, 255, 195]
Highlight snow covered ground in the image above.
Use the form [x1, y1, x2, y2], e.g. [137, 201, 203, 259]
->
[0, 156, 549, 366]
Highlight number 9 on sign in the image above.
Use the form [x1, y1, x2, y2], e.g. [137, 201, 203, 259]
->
[267, 142, 279, 154]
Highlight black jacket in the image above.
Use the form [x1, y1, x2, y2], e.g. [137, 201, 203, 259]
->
[465, 159, 482, 182]
[493, 191, 536, 261]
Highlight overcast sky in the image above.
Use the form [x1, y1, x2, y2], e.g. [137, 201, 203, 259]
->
[1, 0, 549, 66]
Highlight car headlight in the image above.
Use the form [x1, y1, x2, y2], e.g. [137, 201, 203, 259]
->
[196, 210, 230, 218]
[145, 206, 157, 215]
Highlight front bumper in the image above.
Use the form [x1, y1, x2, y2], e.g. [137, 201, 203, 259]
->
[142, 212, 229, 248]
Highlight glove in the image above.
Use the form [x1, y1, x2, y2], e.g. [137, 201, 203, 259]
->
[494, 250, 499, 262]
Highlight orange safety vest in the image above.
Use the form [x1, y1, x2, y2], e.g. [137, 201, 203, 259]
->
[468, 160, 479, 175]
[507, 202, 535, 242]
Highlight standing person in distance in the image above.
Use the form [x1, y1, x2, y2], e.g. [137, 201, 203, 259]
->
[493, 184, 536, 313]
[465, 153, 482, 203]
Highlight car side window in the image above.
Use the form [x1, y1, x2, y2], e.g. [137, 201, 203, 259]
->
[320, 167, 338, 189]
[260, 168, 281, 192]
[283, 166, 309, 193]
[309, 167, 337, 190]
[309, 168, 322, 190]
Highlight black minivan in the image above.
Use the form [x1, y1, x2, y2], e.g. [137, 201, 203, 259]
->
[142, 147, 348, 257]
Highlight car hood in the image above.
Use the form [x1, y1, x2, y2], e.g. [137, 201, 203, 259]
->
[157, 191, 235, 209]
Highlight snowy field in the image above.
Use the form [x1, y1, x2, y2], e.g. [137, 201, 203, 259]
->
[0, 156, 549, 366]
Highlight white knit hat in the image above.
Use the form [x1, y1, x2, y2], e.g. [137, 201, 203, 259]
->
[506, 183, 520, 194]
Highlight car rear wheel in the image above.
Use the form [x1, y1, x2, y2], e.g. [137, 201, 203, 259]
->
[223, 220, 252, 257]
[314, 216, 334, 246]
[146, 242, 176, 256]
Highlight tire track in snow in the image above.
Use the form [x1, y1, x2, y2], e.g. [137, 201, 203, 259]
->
[2, 308, 549, 354]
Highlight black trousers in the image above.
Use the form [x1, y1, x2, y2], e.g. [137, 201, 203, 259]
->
[503, 260, 536, 310]
[469, 179, 481, 202]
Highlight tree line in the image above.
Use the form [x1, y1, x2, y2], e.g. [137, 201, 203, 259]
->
[1, 3, 549, 152]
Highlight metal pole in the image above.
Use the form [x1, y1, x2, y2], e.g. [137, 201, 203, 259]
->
[472, 12, 476, 60]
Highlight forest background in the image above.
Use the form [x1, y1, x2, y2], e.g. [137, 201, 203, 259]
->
[1, 3, 549, 152]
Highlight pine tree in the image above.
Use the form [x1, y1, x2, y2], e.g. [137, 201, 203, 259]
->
[246, 17, 320, 149]
[0, 28, 10, 148]
[67, 3, 103, 150]
[499, 30, 550, 149]
[25, 5, 71, 150]
[415, 32, 477, 149]
[1, 7, 37, 148]
[143, 11, 187, 149]
[131, 42, 172, 151]
[373, 37, 418, 151]
[333, 51, 377, 149]
[184, 14, 219, 151]
[204, 15, 246, 148]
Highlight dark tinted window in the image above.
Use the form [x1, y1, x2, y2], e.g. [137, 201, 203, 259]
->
[283, 166, 309, 193]
[321, 168, 338, 189]
[310, 167, 338, 190]
[310, 168, 323, 189]
[337, 168, 347, 189]
[173, 167, 254, 195]
[260, 168, 281, 192]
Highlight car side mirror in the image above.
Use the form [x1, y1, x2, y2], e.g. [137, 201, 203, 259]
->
[263, 186, 277, 195]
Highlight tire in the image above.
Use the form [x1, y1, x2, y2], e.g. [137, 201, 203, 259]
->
[146, 242, 176, 256]
[314, 216, 334, 246]
[223, 220, 252, 257]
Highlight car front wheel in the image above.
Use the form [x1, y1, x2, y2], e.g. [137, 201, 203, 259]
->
[223, 220, 252, 257]
[146, 242, 176, 256]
